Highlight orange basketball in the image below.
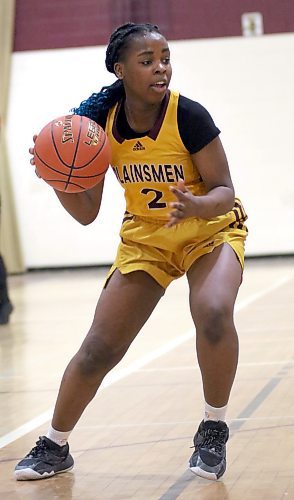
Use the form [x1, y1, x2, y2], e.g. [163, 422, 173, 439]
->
[34, 114, 111, 193]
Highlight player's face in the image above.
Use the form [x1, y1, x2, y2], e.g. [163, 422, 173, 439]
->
[115, 33, 172, 105]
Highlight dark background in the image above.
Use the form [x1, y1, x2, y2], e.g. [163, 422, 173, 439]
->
[14, 0, 294, 51]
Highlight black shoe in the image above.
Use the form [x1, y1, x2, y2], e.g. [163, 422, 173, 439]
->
[0, 300, 13, 325]
[189, 420, 229, 480]
[14, 436, 74, 480]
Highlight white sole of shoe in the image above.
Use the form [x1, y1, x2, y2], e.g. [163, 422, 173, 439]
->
[14, 464, 74, 481]
[189, 465, 218, 481]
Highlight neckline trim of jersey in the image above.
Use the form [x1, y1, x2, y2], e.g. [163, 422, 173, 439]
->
[112, 90, 171, 144]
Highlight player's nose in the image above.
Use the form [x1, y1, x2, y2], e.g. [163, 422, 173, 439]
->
[154, 61, 166, 73]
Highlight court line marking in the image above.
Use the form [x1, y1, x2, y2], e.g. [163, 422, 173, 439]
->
[137, 360, 294, 371]
[0, 273, 291, 449]
[241, 337, 294, 343]
[159, 360, 294, 500]
[75, 415, 294, 429]
[238, 327, 293, 333]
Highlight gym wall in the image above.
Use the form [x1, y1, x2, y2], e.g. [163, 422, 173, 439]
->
[6, 0, 294, 268]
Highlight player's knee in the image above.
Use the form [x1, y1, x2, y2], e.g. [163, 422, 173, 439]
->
[198, 305, 232, 344]
[77, 337, 123, 377]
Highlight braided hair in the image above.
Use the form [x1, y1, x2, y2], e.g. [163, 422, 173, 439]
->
[72, 23, 161, 122]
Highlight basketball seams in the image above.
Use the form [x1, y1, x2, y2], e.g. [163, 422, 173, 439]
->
[34, 151, 106, 179]
[50, 122, 73, 168]
[34, 114, 110, 192]
[35, 149, 109, 175]
[46, 180, 90, 190]
[69, 115, 83, 168]
[64, 116, 83, 191]
[75, 126, 107, 169]
[34, 150, 69, 176]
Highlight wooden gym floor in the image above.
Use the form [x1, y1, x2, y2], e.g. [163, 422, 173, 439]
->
[0, 256, 293, 499]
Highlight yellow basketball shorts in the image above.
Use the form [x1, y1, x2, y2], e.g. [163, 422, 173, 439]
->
[106, 199, 248, 289]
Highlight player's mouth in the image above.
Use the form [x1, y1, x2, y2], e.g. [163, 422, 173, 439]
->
[150, 81, 167, 93]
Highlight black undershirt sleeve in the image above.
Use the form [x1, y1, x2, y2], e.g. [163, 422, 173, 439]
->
[177, 95, 221, 154]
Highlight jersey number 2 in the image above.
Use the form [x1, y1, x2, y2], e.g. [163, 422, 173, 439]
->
[141, 188, 166, 209]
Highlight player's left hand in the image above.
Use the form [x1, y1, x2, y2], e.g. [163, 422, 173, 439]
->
[166, 180, 200, 228]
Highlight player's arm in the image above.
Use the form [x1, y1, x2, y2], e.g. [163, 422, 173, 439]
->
[29, 135, 104, 225]
[53, 180, 104, 225]
[190, 136, 235, 216]
[168, 137, 235, 226]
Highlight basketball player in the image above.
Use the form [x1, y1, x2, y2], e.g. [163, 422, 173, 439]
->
[15, 23, 247, 481]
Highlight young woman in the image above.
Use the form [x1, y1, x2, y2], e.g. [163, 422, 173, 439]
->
[15, 22, 247, 482]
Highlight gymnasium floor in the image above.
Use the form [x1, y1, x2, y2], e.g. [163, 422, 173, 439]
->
[0, 257, 293, 499]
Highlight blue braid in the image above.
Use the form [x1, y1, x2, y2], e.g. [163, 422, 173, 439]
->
[72, 80, 124, 122]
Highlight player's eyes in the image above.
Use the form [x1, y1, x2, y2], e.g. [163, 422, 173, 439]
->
[140, 58, 170, 66]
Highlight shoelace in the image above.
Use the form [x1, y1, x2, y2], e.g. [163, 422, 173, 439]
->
[27, 438, 49, 458]
[200, 428, 227, 454]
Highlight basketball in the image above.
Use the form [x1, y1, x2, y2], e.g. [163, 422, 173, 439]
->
[34, 114, 111, 193]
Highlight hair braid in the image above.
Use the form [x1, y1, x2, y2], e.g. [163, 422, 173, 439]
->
[105, 23, 159, 74]
[72, 23, 160, 123]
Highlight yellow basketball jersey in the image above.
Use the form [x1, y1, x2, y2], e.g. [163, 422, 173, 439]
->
[105, 90, 207, 220]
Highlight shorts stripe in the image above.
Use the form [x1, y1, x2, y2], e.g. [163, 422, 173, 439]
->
[229, 200, 248, 231]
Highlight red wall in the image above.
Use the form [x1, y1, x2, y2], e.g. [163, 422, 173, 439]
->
[14, 0, 294, 51]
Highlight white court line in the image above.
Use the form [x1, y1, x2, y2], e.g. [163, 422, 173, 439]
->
[74, 414, 294, 429]
[239, 327, 293, 333]
[137, 360, 294, 372]
[241, 337, 294, 344]
[0, 273, 292, 449]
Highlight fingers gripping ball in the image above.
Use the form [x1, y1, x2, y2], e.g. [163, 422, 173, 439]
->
[34, 115, 111, 193]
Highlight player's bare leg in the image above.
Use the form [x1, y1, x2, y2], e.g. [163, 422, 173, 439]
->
[187, 243, 242, 480]
[15, 270, 164, 480]
[53, 270, 164, 430]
